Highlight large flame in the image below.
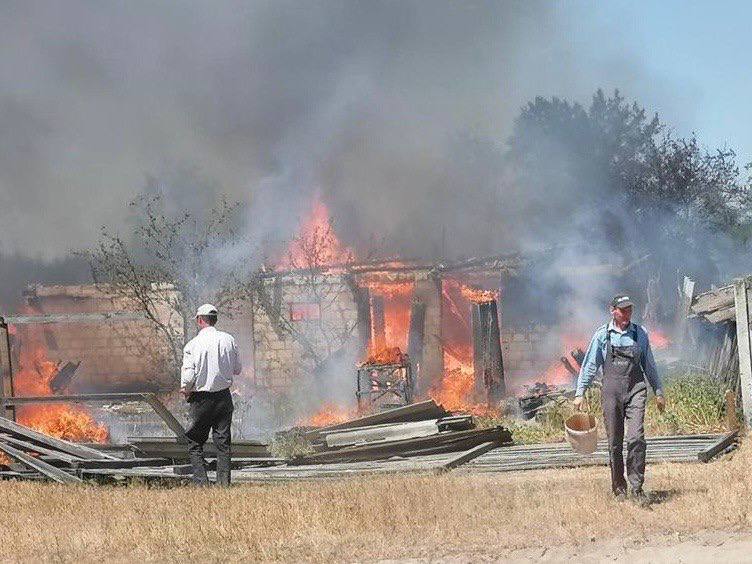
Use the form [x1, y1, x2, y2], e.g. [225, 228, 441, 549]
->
[277, 198, 354, 270]
[363, 280, 414, 360]
[13, 328, 109, 443]
[301, 403, 356, 427]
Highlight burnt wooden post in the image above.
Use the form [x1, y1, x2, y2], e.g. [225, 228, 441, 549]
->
[471, 300, 505, 402]
[733, 277, 752, 426]
[354, 286, 372, 357]
[370, 295, 386, 352]
[407, 299, 426, 392]
[674, 276, 696, 350]
[414, 276, 443, 387]
[0, 317, 16, 420]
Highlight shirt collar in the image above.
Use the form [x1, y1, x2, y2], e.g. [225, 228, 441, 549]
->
[607, 320, 635, 335]
[199, 326, 217, 333]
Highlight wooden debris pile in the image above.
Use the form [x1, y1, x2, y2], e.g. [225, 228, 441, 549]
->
[0, 415, 277, 484]
[294, 399, 513, 465]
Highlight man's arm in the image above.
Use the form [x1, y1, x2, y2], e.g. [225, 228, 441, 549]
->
[641, 330, 663, 396]
[180, 343, 196, 392]
[576, 330, 604, 397]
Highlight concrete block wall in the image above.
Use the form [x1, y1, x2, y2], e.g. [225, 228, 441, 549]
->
[501, 325, 554, 384]
[252, 274, 359, 389]
[19, 285, 178, 391]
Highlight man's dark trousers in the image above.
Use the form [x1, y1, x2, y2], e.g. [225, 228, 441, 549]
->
[185, 388, 233, 486]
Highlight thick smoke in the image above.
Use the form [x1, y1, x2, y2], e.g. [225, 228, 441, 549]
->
[0, 1, 702, 265]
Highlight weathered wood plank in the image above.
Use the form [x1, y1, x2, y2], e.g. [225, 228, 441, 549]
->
[439, 441, 498, 472]
[691, 284, 734, 317]
[4, 312, 146, 325]
[325, 419, 440, 448]
[0, 318, 16, 420]
[0, 416, 116, 460]
[0, 433, 81, 464]
[733, 278, 752, 426]
[140, 393, 188, 441]
[0, 442, 82, 484]
[697, 430, 739, 463]
[305, 399, 448, 440]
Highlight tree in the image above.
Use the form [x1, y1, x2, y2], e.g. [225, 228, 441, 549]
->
[80, 191, 251, 373]
[506, 89, 752, 320]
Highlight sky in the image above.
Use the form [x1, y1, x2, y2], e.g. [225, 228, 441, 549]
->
[1, 0, 752, 261]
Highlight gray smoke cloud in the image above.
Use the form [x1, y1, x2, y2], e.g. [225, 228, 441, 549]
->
[0, 1, 699, 264]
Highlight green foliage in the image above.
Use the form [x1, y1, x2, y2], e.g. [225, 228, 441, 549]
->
[647, 373, 726, 435]
[487, 372, 728, 445]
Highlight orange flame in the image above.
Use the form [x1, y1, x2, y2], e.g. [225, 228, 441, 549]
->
[429, 349, 499, 417]
[363, 280, 415, 361]
[361, 346, 407, 366]
[647, 328, 670, 350]
[460, 284, 499, 304]
[277, 198, 355, 270]
[13, 330, 108, 443]
[301, 403, 356, 427]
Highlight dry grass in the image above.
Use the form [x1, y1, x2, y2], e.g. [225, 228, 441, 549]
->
[1, 440, 750, 562]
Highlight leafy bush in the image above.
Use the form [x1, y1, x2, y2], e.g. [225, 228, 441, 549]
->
[488, 372, 729, 444]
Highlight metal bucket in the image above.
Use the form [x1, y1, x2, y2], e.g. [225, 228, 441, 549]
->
[565, 413, 597, 454]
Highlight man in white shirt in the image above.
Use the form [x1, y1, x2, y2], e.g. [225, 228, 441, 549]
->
[181, 304, 242, 486]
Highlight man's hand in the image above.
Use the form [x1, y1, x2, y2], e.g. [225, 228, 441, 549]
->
[573, 396, 585, 411]
[656, 395, 666, 413]
[180, 388, 192, 400]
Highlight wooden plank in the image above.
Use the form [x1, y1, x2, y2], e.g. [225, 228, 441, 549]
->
[0, 433, 81, 464]
[407, 299, 426, 392]
[325, 419, 440, 448]
[733, 278, 752, 426]
[691, 284, 735, 317]
[0, 442, 82, 484]
[294, 426, 512, 465]
[354, 286, 372, 357]
[2, 392, 188, 443]
[371, 295, 386, 352]
[704, 307, 736, 324]
[0, 318, 16, 420]
[69, 458, 172, 470]
[674, 276, 696, 347]
[697, 430, 739, 463]
[140, 394, 188, 442]
[305, 400, 448, 440]
[0, 416, 116, 460]
[128, 438, 270, 459]
[439, 441, 498, 472]
[4, 312, 146, 325]
[2, 392, 156, 404]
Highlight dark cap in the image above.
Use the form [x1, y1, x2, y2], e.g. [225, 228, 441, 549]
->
[611, 295, 635, 309]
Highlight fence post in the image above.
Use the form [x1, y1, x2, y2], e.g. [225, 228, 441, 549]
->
[0, 317, 16, 420]
[733, 278, 752, 426]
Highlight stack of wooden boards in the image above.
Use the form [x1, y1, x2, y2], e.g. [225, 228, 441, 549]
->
[0, 399, 737, 484]
[291, 400, 512, 465]
[0, 415, 278, 483]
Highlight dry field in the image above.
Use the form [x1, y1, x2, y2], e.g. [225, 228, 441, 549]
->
[1, 442, 751, 562]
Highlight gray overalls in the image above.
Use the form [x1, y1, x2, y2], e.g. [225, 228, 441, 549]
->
[602, 328, 648, 495]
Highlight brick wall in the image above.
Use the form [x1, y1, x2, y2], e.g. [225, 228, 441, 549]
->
[501, 325, 555, 384]
[252, 274, 359, 389]
[18, 285, 178, 391]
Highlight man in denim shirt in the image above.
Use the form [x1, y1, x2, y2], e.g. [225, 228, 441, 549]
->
[574, 295, 666, 503]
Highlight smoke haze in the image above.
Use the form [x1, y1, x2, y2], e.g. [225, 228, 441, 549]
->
[0, 1, 704, 267]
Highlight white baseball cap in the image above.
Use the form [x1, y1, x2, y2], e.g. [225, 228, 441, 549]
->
[196, 304, 218, 317]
